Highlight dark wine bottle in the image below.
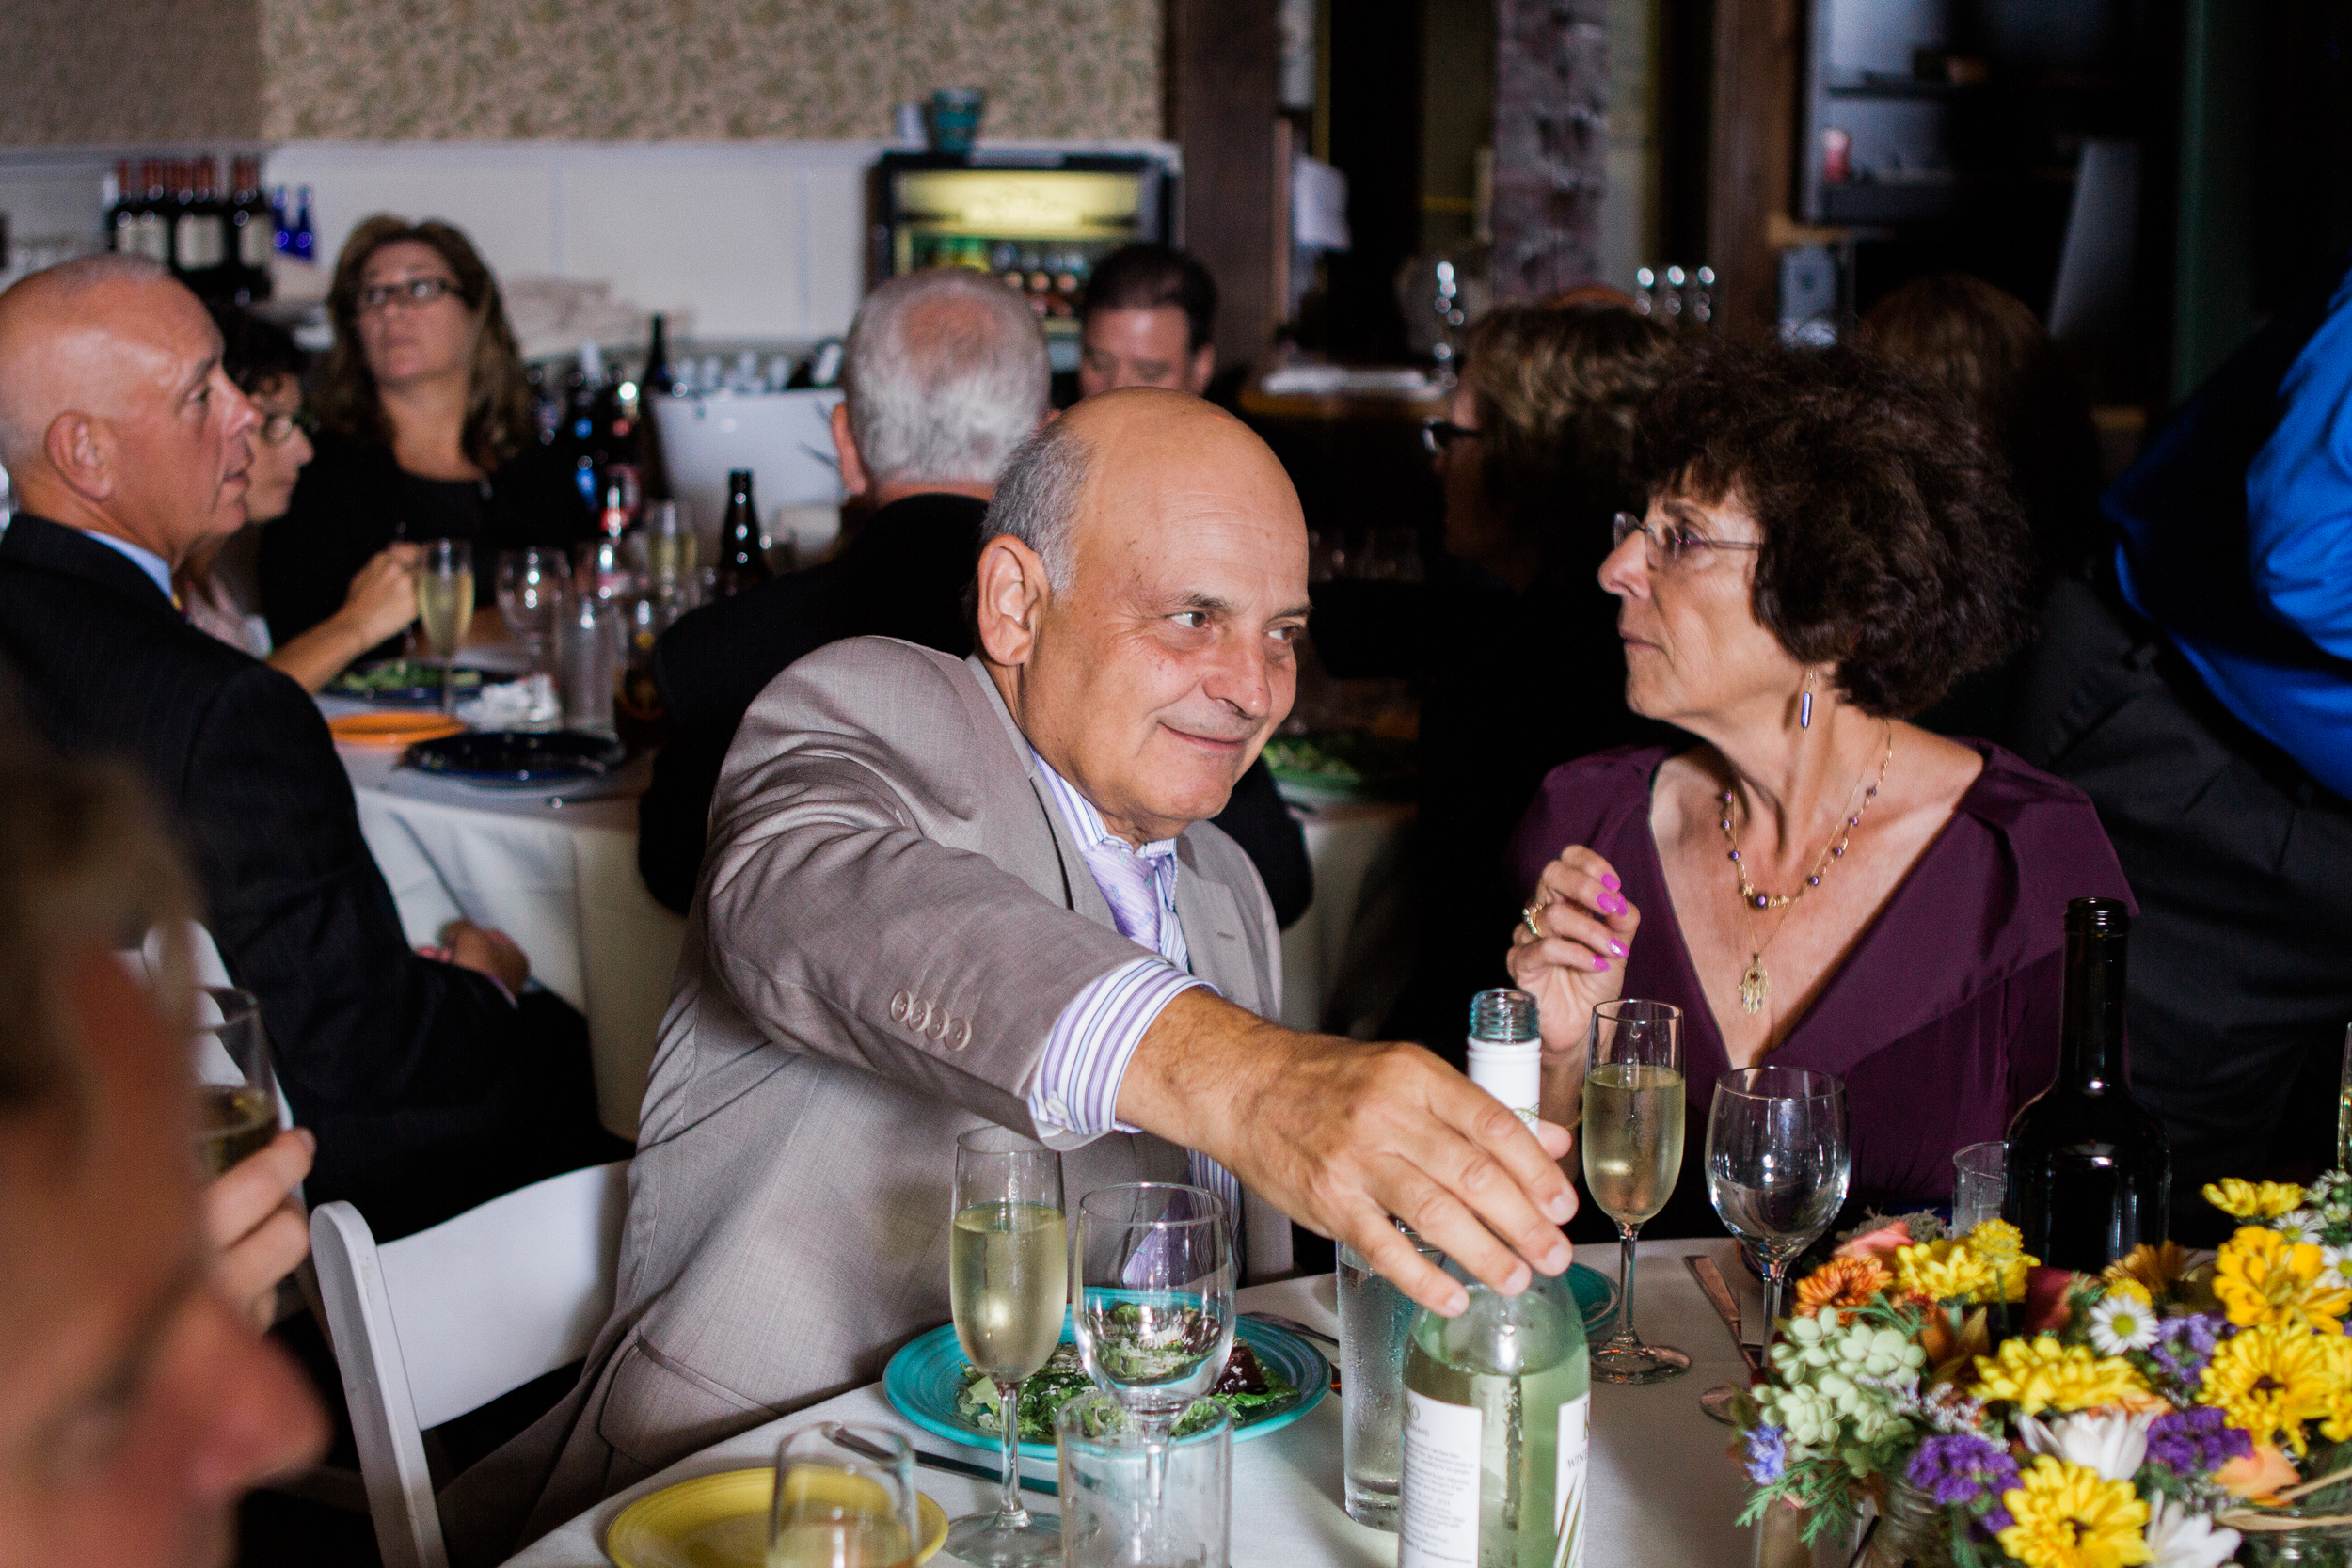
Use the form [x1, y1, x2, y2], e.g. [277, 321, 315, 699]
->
[2006, 896, 2171, 1271]
[642, 313, 673, 397]
[717, 468, 771, 595]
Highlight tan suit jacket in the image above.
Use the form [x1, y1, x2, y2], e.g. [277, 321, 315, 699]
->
[445, 637, 1290, 1561]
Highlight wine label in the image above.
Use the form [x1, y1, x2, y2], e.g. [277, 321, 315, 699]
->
[1555, 1393, 1590, 1568]
[1399, 1388, 1483, 1568]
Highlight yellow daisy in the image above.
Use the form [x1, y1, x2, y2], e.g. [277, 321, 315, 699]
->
[1973, 1335, 2152, 1417]
[2200, 1322, 2333, 1454]
[2213, 1226, 2350, 1334]
[2204, 1179, 2307, 1221]
[1963, 1218, 2037, 1302]
[2320, 1335, 2352, 1445]
[1996, 1455, 2150, 1568]
[1896, 1238, 1998, 1305]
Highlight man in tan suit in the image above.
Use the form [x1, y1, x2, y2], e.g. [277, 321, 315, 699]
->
[448, 389, 1578, 1560]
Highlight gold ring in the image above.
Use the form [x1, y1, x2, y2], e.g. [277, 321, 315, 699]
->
[1522, 905, 1545, 941]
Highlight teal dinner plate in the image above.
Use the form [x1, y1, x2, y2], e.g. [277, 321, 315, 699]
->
[1566, 1259, 1619, 1334]
[882, 1310, 1327, 1462]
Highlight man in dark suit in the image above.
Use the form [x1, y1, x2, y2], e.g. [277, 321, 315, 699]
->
[0, 255, 612, 1239]
[638, 267, 1312, 923]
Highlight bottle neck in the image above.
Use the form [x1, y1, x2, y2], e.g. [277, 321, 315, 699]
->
[2058, 928, 2128, 1092]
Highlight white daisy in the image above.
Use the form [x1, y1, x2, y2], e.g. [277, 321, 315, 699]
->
[2142, 1496, 2240, 1568]
[2323, 1243, 2352, 1290]
[2088, 1293, 2160, 1356]
[2279, 1208, 2328, 1244]
[2017, 1410, 2153, 1482]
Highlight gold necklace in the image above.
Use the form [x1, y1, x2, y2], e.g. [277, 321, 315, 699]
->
[1719, 727, 1895, 1015]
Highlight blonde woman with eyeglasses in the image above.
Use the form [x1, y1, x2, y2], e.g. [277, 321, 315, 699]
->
[176, 307, 420, 691]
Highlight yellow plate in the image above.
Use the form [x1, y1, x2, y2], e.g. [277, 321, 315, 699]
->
[605, 1468, 950, 1568]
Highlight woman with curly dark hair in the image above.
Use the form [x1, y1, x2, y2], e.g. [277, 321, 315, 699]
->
[1502, 341, 2132, 1237]
[258, 214, 589, 648]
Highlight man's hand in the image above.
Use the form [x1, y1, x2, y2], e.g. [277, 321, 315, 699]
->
[1116, 989, 1578, 1317]
[204, 1128, 314, 1330]
[437, 919, 530, 994]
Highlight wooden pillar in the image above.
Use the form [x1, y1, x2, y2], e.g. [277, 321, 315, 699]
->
[1490, 0, 1611, 302]
[1704, 0, 1802, 338]
[1165, 0, 1282, 373]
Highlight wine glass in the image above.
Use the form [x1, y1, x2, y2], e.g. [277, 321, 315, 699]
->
[945, 1128, 1066, 1568]
[413, 538, 473, 715]
[495, 546, 568, 675]
[770, 1423, 920, 1568]
[191, 987, 278, 1178]
[644, 499, 699, 589]
[1706, 1067, 1851, 1354]
[1582, 999, 1689, 1384]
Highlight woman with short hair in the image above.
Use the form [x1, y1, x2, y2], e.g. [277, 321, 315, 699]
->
[1506, 341, 2132, 1234]
[258, 215, 589, 648]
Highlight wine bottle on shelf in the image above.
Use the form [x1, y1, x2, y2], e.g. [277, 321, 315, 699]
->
[641, 314, 673, 398]
[2006, 896, 2171, 1271]
[716, 469, 771, 595]
[1399, 1259, 1590, 1568]
[228, 156, 274, 302]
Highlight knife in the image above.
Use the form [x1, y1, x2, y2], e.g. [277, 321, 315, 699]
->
[1684, 1254, 1763, 1377]
[823, 1422, 1057, 1497]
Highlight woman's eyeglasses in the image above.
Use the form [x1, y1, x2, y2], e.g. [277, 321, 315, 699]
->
[1420, 418, 1481, 458]
[355, 276, 459, 313]
[257, 410, 312, 447]
[1611, 511, 1764, 567]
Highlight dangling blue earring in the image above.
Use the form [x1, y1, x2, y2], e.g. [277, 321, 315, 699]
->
[1800, 673, 1815, 730]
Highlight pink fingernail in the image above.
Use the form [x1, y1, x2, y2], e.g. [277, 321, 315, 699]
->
[1610, 941, 1627, 958]
[1600, 894, 1625, 915]
[1601, 872, 1621, 891]
[1593, 956, 1610, 971]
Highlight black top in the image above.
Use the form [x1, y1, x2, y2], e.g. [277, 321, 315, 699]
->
[0, 515, 603, 1236]
[637, 491, 1313, 927]
[259, 429, 593, 647]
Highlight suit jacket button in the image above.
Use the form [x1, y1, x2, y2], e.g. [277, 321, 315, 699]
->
[889, 990, 912, 1022]
[947, 1017, 972, 1050]
[930, 1010, 952, 1042]
[910, 1000, 933, 1033]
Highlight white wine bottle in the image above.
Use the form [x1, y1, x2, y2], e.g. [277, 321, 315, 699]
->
[1398, 1261, 1591, 1568]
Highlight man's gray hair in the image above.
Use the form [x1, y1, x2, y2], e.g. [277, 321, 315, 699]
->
[981, 416, 1091, 593]
[841, 270, 1050, 488]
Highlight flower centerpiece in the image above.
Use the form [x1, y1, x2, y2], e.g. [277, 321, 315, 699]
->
[1735, 1173, 2352, 1567]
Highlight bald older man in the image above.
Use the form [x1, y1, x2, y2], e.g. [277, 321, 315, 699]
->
[0, 256, 616, 1239]
[445, 388, 1580, 1558]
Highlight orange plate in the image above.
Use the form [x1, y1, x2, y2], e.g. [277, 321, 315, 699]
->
[327, 712, 468, 748]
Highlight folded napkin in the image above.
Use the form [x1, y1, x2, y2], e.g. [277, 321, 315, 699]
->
[455, 673, 562, 729]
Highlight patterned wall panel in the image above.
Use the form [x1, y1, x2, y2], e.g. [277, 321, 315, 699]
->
[258, 0, 1162, 143]
[0, 0, 262, 144]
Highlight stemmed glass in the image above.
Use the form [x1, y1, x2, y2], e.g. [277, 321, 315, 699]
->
[1706, 1067, 1851, 1353]
[191, 987, 278, 1178]
[413, 538, 473, 715]
[944, 1128, 1066, 1568]
[1582, 999, 1690, 1384]
[496, 546, 568, 675]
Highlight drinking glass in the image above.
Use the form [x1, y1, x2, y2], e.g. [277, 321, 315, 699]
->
[496, 546, 568, 674]
[1057, 1392, 1231, 1568]
[1337, 1223, 1443, 1528]
[413, 538, 473, 715]
[645, 499, 698, 587]
[557, 592, 616, 736]
[190, 986, 278, 1178]
[1706, 1068, 1851, 1354]
[945, 1128, 1066, 1568]
[1951, 1141, 2008, 1235]
[1582, 999, 1689, 1384]
[770, 1423, 921, 1568]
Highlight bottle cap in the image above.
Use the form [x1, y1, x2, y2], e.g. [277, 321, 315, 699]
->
[2065, 895, 2129, 934]
[1468, 987, 1538, 1044]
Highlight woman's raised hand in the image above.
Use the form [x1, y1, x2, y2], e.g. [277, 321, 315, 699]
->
[1506, 845, 1641, 1062]
[339, 544, 421, 647]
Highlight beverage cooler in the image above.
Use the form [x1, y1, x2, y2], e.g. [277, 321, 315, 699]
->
[869, 150, 1180, 373]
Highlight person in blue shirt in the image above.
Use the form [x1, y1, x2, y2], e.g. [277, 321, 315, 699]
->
[2010, 255, 2352, 1240]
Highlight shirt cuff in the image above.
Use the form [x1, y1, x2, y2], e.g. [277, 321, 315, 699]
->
[1027, 957, 1214, 1137]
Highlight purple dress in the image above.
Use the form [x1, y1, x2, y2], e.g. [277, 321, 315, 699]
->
[1507, 742, 2135, 1237]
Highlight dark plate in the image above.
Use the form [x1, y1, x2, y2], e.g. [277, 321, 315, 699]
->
[402, 729, 626, 788]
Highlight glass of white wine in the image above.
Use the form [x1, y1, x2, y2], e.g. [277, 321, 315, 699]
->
[1582, 998, 1689, 1384]
[413, 538, 473, 715]
[946, 1127, 1066, 1568]
[495, 546, 567, 675]
[192, 987, 278, 1179]
[770, 1423, 920, 1568]
[1706, 1067, 1851, 1354]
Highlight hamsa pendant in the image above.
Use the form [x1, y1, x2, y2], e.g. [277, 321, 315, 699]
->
[1739, 952, 1770, 1015]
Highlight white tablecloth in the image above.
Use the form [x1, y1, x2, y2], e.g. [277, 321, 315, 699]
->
[335, 734, 684, 1140]
[501, 1240, 1763, 1568]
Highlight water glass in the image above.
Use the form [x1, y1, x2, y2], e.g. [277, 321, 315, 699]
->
[191, 987, 278, 1178]
[644, 499, 699, 588]
[945, 1128, 1065, 1568]
[557, 592, 616, 736]
[1072, 1183, 1234, 1434]
[1951, 1141, 2008, 1235]
[496, 546, 568, 674]
[1706, 1068, 1851, 1354]
[1057, 1392, 1230, 1568]
[1338, 1224, 1443, 1528]
[1583, 998, 1690, 1384]
[769, 1424, 920, 1568]
[413, 538, 473, 715]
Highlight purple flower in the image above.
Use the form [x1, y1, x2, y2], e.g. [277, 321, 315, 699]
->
[1905, 1433, 2021, 1509]
[2147, 1406, 2254, 1477]
[2149, 1314, 2227, 1388]
[1745, 1425, 1788, 1484]
[1981, 1504, 2014, 1534]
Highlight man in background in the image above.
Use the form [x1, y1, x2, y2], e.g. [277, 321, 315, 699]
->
[1077, 243, 1218, 398]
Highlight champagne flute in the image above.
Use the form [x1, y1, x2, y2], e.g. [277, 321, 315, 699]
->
[1706, 1067, 1851, 1354]
[645, 499, 698, 587]
[191, 987, 278, 1178]
[945, 1127, 1066, 1568]
[1582, 999, 1690, 1384]
[495, 546, 568, 676]
[770, 1423, 920, 1568]
[413, 538, 473, 715]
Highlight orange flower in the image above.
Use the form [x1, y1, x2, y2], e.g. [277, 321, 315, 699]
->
[2104, 1242, 2191, 1302]
[1795, 1256, 1893, 1323]
[2216, 1442, 2301, 1503]
[1834, 1220, 1916, 1264]
[1921, 1305, 1992, 1386]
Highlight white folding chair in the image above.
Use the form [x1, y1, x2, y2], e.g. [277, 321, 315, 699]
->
[310, 1160, 629, 1568]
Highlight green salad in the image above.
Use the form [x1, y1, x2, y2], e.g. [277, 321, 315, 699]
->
[1262, 731, 1415, 798]
[955, 1341, 1297, 1444]
[331, 660, 483, 696]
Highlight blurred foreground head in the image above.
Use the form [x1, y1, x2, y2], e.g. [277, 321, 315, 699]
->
[0, 755, 323, 1568]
